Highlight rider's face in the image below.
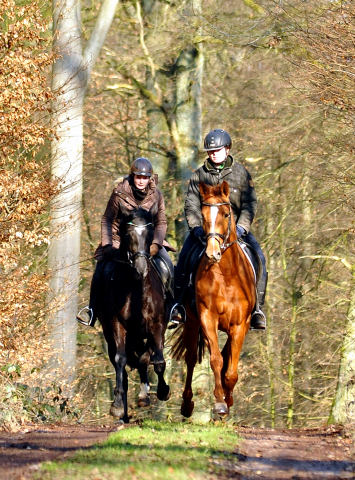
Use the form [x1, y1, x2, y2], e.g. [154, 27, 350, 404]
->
[208, 147, 230, 164]
[134, 175, 150, 190]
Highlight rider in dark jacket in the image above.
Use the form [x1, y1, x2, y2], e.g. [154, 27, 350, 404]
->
[171, 129, 267, 330]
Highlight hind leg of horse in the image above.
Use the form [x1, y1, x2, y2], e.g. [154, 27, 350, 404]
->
[223, 324, 248, 409]
[137, 359, 150, 407]
[201, 311, 228, 415]
[181, 319, 200, 418]
[103, 320, 129, 421]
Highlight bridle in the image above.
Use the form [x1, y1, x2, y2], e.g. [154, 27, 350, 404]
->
[125, 220, 153, 266]
[202, 200, 238, 252]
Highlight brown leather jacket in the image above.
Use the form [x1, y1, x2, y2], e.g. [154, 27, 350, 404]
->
[95, 175, 167, 261]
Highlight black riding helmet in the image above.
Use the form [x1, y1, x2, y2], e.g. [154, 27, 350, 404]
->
[203, 129, 232, 151]
[130, 157, 153, 177]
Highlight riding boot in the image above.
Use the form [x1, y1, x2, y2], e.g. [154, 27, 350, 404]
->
[250, 272, 268, 330]
[168, 266, 187, 327]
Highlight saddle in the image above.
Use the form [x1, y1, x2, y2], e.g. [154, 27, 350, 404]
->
[151, 253, 174, 295]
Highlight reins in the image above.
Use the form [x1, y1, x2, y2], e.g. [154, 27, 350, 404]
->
[202, 200, 239, 252]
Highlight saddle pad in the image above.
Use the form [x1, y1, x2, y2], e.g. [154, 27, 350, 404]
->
[239, 240, 262, 285]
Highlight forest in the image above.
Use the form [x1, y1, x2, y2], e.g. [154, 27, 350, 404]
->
[1, 0, 355, 429]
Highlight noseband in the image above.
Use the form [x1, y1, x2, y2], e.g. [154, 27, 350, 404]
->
[202, 200, 238, 252]
[126, 220, 153, 266]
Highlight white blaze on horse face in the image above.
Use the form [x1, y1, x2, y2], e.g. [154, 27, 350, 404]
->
[210, 205, 218, 233]
[135, 226, 145, 236]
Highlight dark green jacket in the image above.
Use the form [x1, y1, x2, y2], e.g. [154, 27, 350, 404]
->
[184, 155, 257, 233]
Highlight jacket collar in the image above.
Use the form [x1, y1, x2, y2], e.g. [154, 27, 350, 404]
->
[117, 177, 156, 205]
[204, 155, 234, 175]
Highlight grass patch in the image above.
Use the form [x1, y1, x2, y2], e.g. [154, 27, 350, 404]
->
[36, 420, 241, 479]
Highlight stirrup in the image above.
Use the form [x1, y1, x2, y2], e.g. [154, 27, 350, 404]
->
[76, 306, 95, 327]
[250, 309, 266, 330]
[169, 303, 186, 325]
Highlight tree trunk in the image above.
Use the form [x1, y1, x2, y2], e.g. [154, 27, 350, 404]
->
[47, 0, 119, 382]
[329, 266, 355, 424]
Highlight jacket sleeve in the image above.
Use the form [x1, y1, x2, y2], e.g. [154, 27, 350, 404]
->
[237, 168, 257, 233]
[184, 171, 203, 230]
[101, 189, 120, 247]
[152, 191, 167, 246]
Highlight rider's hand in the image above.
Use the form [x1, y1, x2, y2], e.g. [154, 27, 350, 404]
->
[236, 225, 246, 238]
[149, 243, 159, 256]
[193, 226, 205, 242]
[103, 244, 113, 259]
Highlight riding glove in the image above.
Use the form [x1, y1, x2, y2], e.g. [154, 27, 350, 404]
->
[149, 243, 159, 256]
[193, 226, 205, 242]
[236, 225, 246, 238]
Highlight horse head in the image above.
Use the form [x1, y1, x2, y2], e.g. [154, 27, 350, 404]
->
[199, 181, 235, 264]
[121, 208, 154, 279]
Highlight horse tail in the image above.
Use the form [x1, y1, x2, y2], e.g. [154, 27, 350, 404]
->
[170, 326, 206, 364]
[169, 325, 185, 360]
[197, 327, 206, 364]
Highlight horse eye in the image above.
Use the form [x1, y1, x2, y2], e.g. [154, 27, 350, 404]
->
[224, 213, 229, 218]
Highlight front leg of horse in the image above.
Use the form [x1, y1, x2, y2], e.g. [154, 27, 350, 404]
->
[201, 314, 229, 416]
[154, 357, 171, 402]
[137, 359, 150, 407]
[104, 325, 129, 422]
[222, 324, 248, 410]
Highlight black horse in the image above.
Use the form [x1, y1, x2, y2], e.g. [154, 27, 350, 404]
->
[98, 208, 171, 423]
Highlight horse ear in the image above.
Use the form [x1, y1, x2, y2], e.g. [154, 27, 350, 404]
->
[199, 182, 211, 197]
[221, 181, 230, 198]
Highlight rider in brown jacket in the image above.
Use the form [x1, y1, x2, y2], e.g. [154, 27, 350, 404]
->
[77, 157, 173, 326]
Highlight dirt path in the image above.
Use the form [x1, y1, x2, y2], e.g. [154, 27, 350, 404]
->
[227, 425, 355, 479]
[0, 423, 353, 479]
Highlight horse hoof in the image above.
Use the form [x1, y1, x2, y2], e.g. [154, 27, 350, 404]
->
[181, 400, 194, 418]
[137, 396, 150, 407]
[213, 402, 229, 415]
[110, 403, 125, 418]
[157, 385, 171, 402]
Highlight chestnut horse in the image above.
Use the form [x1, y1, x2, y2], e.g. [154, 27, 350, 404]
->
[173, 181, 256, 417]
[98, 208, 170, 423]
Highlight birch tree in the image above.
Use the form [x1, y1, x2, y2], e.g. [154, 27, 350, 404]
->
[48, 0, 119, 380]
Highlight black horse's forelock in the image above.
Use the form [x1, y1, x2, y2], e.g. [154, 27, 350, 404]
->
[123, 208, 153, 226]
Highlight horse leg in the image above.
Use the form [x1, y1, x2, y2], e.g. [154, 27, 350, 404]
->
[201, 311, 229, 416]
[137, 357, 150, 407]
[103, 320, 129, 422]
[154, 358, 171, 402]
[181, 320, 200, 418]
[223, 323, 248, 409]
[221, 337, 233, 408]
[148, 319, 170, 401]
[150, 322, 165, 366]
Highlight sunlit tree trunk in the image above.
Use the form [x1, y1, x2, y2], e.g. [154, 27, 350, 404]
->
[329, 266, 355, 424]
[48, 0, 119, 381]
